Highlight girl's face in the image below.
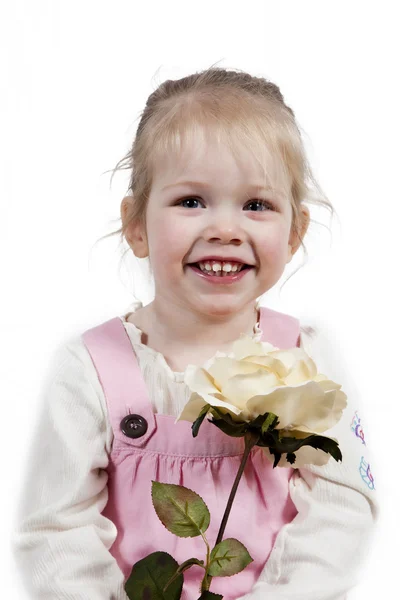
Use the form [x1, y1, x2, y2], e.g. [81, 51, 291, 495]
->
[133, 134, 308, 318]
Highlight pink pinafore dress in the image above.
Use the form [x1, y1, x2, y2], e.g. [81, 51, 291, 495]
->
[82, 306, 300, 600]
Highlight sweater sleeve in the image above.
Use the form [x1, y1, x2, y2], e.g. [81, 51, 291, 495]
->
[10, 337, 130, 600]
[235, 322, 382, 600]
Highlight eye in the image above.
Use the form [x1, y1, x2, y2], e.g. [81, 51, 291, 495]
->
[177, 197, 204, 209]
[244, 199, 276, 212]
[176, 197, 276, 211]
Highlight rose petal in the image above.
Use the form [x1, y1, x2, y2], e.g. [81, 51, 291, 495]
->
[183, 365, 221, 395]
[221, 369, 282, 412]
[175, 392, 242, 424]
[208, 357, 266, 390]
[231, 336, 277, 360]
[175, 394, 209, 424]
[246, 380, 327, 427]
[240, 354, 289, 378]
[283, 357, 318, 385]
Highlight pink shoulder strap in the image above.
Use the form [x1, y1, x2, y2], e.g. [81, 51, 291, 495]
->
[259, 306, 301, 349]
[82, 317, 157, 449]
[82, 306, 300, 449]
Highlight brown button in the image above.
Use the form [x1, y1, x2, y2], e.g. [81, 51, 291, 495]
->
[120, 414, 148, 439]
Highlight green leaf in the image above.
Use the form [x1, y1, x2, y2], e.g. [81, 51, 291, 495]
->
[311, 435, 342, 462]
[176, 557, 205, 573]
[282, 433, 342, 462]
[260, 431, 343, 467]
[197, 592, 223, 599]
[210, 406, 245, 425]
[208, 538, 253, 577]
[209, 417, 248, 437]
[260, 412, 279, 433]
[209, 409, 281, 439]
[268, 448, 283, 468]
[124, 551, 183, 600]
[208, 408, 249, 437]
[163, 557, 205, 592]
[151, 481, 210, 537]
[192, 404, 211, 437]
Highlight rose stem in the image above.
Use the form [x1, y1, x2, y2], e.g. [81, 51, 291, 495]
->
[202, 430, 260, 591]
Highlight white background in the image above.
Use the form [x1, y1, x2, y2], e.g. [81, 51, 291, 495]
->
[1, 0, 397, 597]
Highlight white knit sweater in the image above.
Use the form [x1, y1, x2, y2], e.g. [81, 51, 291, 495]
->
[10, 300, 380, 600]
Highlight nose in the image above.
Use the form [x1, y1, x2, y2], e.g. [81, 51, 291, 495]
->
[203, 209, 246, 245]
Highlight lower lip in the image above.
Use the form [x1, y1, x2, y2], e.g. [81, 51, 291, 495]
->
[187, 265, 253, 284]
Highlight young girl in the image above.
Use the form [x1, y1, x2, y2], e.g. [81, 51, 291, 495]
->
[11, 67, 380, 600]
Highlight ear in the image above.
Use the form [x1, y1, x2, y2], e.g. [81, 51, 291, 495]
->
[287, 204, 310, 262]
[120, 196, 149, 258]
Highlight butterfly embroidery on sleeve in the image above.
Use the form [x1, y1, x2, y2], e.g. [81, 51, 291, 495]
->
[351, 410, 376, 491]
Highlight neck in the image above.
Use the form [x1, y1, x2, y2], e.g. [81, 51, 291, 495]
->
[145, 298, 260, 350]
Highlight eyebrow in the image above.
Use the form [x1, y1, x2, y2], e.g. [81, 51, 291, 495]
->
[162, 180, 282, 195]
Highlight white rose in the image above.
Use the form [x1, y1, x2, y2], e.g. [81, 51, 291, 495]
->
[177, 334, 347, 468]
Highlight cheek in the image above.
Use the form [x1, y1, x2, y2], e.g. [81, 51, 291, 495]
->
[257, 225, 289, 262]
[148, 214, 190, 262]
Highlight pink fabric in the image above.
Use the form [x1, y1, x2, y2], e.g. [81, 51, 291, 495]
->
[82, 307, 301, 600]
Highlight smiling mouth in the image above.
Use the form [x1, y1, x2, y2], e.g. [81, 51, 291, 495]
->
[189, 263, 253, 273]
[187, 263, 255, 280]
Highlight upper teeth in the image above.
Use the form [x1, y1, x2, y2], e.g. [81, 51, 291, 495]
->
[197, 260, 245, 273]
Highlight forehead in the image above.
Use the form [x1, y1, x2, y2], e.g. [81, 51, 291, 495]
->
[150, 127, 291, 197]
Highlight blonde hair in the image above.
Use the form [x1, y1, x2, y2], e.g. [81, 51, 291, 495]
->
[100, 63, 336, 292]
